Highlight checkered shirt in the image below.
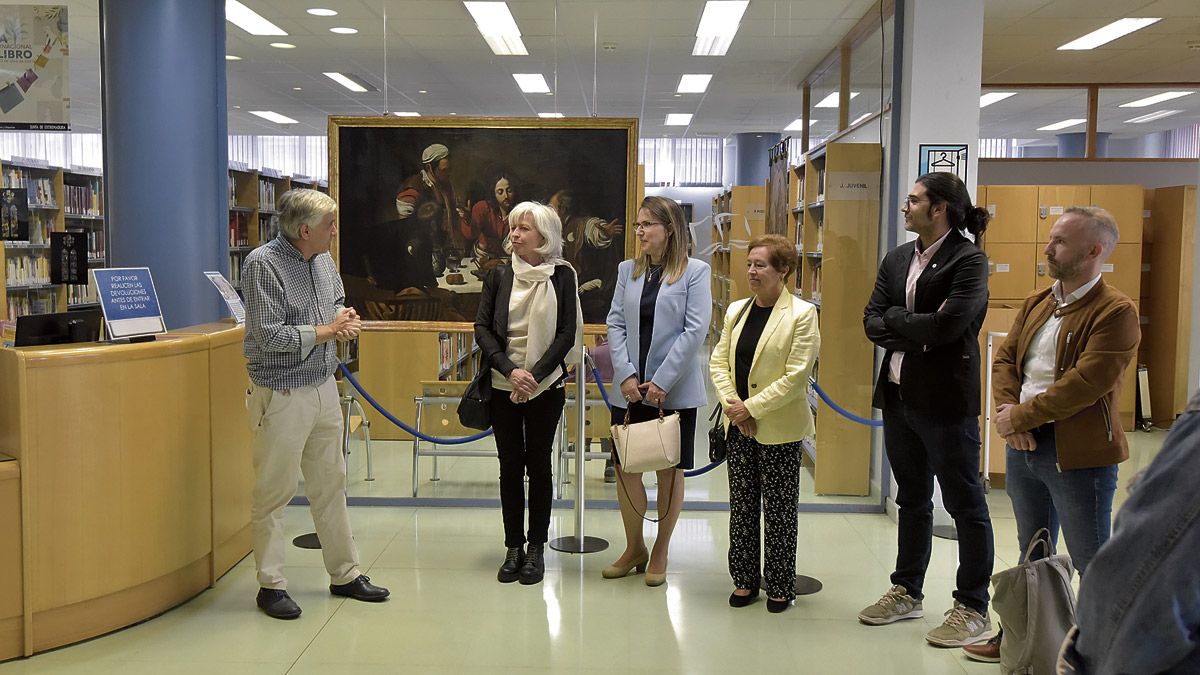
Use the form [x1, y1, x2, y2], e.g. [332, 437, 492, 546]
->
[242, 234, 344, 390]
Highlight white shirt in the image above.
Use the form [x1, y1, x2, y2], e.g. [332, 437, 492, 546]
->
[888, 230, 951, 385]
[1019, 274, 1103, 403]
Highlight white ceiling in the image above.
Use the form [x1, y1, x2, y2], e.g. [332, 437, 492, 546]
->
[49, 0, 1200, 142]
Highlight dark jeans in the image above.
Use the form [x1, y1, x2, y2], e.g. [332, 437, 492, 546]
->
[883, 383, 994, 615]
[489, 387, 565, 547]
[1006, 424, 1118, 576]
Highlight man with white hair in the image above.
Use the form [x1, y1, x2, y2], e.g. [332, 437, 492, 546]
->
[395, 142, 469, 258]
[965, 206, 1140, 662]
[242, 188, 389, 619]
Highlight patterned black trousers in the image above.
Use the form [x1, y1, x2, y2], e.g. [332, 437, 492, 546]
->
[726, 426, 802, 600]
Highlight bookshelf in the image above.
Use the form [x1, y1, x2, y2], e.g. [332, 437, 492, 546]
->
[793, 142, 882, 496]
[225, 166, 326, 290]
[1, 160, 107, 321]
[707, 185, 767, 343]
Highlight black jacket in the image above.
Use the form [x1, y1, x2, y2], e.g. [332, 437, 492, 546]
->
[863, 229, 988, 421]
[474, 263, 578, 392]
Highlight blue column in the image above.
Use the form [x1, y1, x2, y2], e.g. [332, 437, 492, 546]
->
[100, 0, 227, 328]
[733, 132, 781, 186]
[1057, 132, 1111, 158]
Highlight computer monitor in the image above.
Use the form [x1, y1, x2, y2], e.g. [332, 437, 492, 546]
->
[14, 309, 104, 347]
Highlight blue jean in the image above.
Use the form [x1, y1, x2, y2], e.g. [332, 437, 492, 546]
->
[883, 384, 994, 615]
[1005, 424, 1118, 576]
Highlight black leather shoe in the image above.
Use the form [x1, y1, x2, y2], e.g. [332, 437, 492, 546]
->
[498, 546, 524, 583]
[256, 588, 301, 619]
[728, 589, 760, 608]
[767, 598, 791, 613]
[519, 543, 545, 585]
[329, 575, 390, 602]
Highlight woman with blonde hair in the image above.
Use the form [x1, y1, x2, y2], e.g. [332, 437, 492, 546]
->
[710, 234, 819, 613]
[603, 196, 711, 586]
[475, 201, 581, 585]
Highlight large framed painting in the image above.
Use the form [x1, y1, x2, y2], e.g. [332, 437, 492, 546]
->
[330, 116, 638, 328]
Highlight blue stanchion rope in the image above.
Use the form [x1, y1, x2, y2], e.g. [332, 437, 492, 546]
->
[811, 381, 884, 427]
[338, 363, 494, 444]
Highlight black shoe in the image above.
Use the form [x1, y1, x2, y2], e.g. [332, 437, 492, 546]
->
[519, 543, 545, 585]
[329, 575, 390, 602]
[728, 589, 760, 608]
[498, 546, 524, 583]
[767, 598, 791, 613]
[256, 588, 301, 620]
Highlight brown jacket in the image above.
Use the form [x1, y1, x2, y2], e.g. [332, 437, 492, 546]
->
[992, 279, 1140, 470]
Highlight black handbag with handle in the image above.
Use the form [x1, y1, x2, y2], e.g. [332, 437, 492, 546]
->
[457, 367, 492, 430]
[707, 406, 728, 463]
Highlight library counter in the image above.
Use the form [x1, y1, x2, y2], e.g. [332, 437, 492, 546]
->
[0, 322, 254, 660]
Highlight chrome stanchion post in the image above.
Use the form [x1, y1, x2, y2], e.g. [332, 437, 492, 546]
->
[551, 338, 608, 554]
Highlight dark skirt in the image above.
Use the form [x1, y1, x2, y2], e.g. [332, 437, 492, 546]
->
[609, 401, 697, 470]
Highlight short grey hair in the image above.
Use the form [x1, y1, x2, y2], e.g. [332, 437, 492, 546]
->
[1064, 206, 1119, 254]
[277, 189, 336, 240]
[504, 201, 563, 261]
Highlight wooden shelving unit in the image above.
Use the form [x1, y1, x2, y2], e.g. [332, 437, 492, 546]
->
[793, 142, 882, 496]
[1, 160, 106, 321]
[225, 166, 327, 290]
[1143, 185, 1195, 424]
[708, 185, 767, 343]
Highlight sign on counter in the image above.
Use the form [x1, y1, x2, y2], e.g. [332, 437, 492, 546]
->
[91, 267, 165, 339]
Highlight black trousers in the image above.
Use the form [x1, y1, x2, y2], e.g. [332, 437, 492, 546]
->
[489, 387, 565, 547]
[883, 383, 994, 615]
[726, 427, 802, 600]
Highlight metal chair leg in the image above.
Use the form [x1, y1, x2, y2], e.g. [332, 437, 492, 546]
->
[412, 398, 423, 497]
[351, 398, 373, 481]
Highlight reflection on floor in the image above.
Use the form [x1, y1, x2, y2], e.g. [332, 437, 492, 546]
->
[0, 431, 1167, 674]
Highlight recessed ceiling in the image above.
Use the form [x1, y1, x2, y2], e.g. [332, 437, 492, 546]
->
[47, 0, 1200, 141]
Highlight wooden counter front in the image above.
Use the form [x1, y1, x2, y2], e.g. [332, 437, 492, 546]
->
[0, 323, 253, 659]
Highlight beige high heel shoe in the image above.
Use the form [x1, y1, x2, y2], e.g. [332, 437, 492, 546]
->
[644, 558, 667, 587]
[601, 550, 649, 579]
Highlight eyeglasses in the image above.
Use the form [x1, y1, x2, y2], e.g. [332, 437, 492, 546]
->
[634, 221, 665, 231]
[904, 195, 926, 206]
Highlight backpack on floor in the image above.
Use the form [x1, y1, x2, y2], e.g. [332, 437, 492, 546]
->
[991, 529, 1078, 675]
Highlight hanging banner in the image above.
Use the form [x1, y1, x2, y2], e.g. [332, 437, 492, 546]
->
[0, 5, 69, 131]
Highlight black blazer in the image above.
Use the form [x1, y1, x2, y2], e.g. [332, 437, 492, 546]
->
[474, 263, 578, 392]
[863, 229, 988, 421]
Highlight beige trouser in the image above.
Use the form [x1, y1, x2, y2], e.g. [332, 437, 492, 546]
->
[247, 374, 360, 589]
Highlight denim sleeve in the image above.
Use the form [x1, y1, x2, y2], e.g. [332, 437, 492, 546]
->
[1072, 405, 1200, 675]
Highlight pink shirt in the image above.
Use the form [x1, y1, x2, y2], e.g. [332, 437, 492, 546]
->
[888, 230, 951, 385]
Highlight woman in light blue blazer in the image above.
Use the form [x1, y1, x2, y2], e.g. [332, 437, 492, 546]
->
[603, 196, 712, 587]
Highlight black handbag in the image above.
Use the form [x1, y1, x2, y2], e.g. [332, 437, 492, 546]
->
[457, 368, 492, 430]
[707, 405, 728, 463]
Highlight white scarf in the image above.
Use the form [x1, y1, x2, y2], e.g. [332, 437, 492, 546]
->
[504, 254, 584, 398]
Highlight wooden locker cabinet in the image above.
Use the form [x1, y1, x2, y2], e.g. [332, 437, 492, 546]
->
[984, 186, 1038, 243]
[985, 242, 1037, 302]
[1037, 185, 1091, 243]
[1101, 242, 1141, 300]
[1091, 184, 1144, 243]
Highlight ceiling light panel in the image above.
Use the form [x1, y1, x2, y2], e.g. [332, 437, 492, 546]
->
[1036, 118, 1087, 131]
[392, 112, 421, 117]
[1057, 18, 1160, 50]
[464, 2, 528, 56]
[250, 110, 298, 124]
[225, 0, 287, 36]
[324, 72, 375, 93]
[1119, 91, 1194, 107]
[693, 1, 748, 56]
[513, 73, 550, 93]
[814, 91, 858, 108]
[307, 8, 337, 16]
[677, 74, 712, 94]
[783, 118, 814, 130]
[330, 27, 358, 34]
[980, 92, 1017, 108]
[538, 113, 564, 118]
[1125, 109, 1182, 124]
[665, 113, 693, 126]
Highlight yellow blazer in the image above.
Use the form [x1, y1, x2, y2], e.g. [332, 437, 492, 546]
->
[709, 290, 820, 445]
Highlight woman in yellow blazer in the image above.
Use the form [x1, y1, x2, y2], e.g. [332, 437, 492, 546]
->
[710, 234, 820, 613]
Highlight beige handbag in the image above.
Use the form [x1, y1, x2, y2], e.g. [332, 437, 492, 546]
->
[610, 403, 681, 474]
[991, 529, 1078, 675]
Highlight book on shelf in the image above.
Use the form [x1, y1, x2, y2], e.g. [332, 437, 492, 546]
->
[228, 254, 243, 286]
[5, 252, 50, 286]
[64, 181, 103, 216]
[6, 289, 56, 318]
[228, 211, 249, 247]
[258, 179, 277, 211]
[258, 213, 279, 243]
[67, 280, 99, 306]
[228, 174, 236, 207]
[3, 168, 55, 207]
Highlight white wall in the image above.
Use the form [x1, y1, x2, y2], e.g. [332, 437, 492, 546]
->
[645, 185, 724, 263]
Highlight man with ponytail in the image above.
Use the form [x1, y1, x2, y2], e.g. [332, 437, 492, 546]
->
[860, 172, 996, 648]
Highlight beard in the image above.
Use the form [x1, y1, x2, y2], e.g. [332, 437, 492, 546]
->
[1047, 257, 1082, 280]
